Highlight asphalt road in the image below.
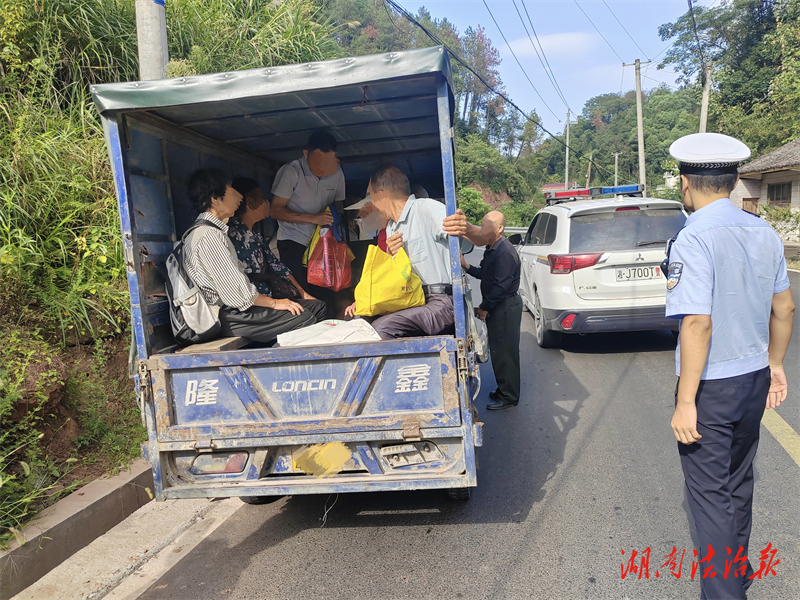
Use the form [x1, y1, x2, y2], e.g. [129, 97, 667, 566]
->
[135, 270, 800, 600]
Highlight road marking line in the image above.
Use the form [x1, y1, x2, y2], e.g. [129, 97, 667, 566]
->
[761, 409, 800, 468]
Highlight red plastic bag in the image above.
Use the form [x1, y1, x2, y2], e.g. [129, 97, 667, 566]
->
[307, 229, 352, 291]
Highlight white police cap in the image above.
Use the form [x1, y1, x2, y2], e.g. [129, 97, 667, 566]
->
[669, 133, 751, 172]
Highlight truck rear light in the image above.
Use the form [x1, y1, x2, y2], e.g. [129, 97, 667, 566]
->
[561, 314, 576, 329]
[548, 253, 602, 274]
[190, 452, 248, 475]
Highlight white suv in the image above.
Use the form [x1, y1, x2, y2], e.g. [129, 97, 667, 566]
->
[513, 186, 687, 347]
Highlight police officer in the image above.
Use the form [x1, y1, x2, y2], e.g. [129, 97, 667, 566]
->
[666, 133, 795, 600]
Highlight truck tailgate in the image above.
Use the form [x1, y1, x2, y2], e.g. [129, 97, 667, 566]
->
[149, 337, 461, 442]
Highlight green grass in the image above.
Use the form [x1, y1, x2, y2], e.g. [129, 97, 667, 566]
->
[64, 338, 146, 468]
[0, 328, 74, 547]
[0, 0, 336, 543]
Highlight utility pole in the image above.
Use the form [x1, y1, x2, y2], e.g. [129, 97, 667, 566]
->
[699, 62, 712, 133]
[564, 109, 571, 190]
[613, 152, 620, 186]
[623, 59, 651, 193]
[135, 0, 168, 80]
[585, 151, 593, 188]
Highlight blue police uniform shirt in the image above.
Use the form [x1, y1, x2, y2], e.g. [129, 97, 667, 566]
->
[665, 198, 790, 380]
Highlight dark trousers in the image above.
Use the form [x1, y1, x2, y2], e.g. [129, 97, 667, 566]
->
[277, 238, 336, 313]
[219, 299, 327, 344]
[371, 294, 455, 340]
[678, 366, 770, 600]
[486, 294, 522, 405]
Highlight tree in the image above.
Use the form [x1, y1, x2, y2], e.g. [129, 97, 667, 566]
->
[455, 134, 530, 201]
[659, 0, 797, 155]
[457, 187, 491, 224]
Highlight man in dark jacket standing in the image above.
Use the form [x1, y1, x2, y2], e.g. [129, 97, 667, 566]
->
[461, 211, 523, 410]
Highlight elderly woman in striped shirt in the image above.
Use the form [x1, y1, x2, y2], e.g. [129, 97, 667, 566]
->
[182, 168, 326, 344]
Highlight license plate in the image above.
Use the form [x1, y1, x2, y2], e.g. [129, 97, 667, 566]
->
[615, 266, 661, 281]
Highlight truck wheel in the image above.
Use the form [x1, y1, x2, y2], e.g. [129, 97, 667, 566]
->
[240, 495, 284, 505]
[534, 293, 562, 349]
[447, 487, 471, 501]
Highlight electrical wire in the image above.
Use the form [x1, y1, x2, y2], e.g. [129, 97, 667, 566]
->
[651, 41, 674, 63]
[516, 0, 572, 112]
[686, 0, 706, 64]
[481, 0, 561, 121]
[520, 140, 558, 224]
[572, 0, 624, 63]
[643, 75, 679, 90]
[383, 0, 613, 181]
[320, 493, 339, 527]
[601, 0, 649, 60]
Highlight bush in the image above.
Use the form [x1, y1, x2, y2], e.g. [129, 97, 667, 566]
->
[0, 100, 128, 342]
[0, 328, 71, 547]
[455, 134, 531, 202]
[759, 205, 800, 243]
[500, 201, 541, 228]
[458, 187, 491, 224]
[0, 0, 334, 542]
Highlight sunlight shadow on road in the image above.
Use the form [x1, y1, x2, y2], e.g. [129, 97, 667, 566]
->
[560, 329, 678, 355]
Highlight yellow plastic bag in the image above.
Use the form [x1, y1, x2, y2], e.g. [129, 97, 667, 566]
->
[354, 246, 425, 316]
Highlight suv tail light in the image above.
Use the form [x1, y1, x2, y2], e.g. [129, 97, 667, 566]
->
[548, 253, 602, 274]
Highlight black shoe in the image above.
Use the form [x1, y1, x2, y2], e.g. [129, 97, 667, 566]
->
[489, 389, 500, 401]
[487, 399, 517, 410]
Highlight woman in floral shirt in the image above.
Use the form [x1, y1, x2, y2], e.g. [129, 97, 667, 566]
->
[229, 177, 321, 307]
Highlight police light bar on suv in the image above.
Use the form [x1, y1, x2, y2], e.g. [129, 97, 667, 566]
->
[543, 184, 644, 204]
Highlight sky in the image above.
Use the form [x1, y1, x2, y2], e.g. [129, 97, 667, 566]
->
[401, 0, 719, 133]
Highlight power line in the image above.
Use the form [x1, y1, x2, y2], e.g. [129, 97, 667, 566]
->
[652, 41, 674, 63]
[572, 0, 624, 63]
[643, 75, 679, 90]
[686, 0, 706, 64]
[601, 0, 649, 60]
[521, 140, 558, 223]
[517, 0, 572, 112]
[654, 0, 719, 66]
[512, 0, 570, 112]
[481, 0, 561, 121]
[383, 0, 613, 181]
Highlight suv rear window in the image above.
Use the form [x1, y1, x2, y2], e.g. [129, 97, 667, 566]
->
[569, 208, 686, 253]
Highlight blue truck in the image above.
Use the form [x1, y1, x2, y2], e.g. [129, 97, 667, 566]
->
[92, 46, 484, 503]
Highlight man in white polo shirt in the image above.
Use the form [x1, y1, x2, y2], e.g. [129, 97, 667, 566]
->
[271, 130, 346, 294]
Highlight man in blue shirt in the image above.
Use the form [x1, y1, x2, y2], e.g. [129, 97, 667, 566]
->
[344, 165, 468, 339]
[666, 133, 795, 600]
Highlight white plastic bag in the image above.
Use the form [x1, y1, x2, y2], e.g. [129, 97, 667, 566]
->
[277, 319, 382, 347]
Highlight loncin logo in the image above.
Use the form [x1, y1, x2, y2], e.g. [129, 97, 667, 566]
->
[271, 379, 337, 392]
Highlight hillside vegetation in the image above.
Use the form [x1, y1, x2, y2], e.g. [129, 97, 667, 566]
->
[1, 0, 798, 544]
[0, 0, 335, 547]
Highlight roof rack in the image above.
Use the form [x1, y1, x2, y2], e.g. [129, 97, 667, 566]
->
[544, 184, 644, 205]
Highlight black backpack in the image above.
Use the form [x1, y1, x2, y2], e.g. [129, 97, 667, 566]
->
[164, 220, 223, 346]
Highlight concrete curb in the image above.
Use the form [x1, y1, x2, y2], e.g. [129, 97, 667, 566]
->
[0, 460, 153, 600]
